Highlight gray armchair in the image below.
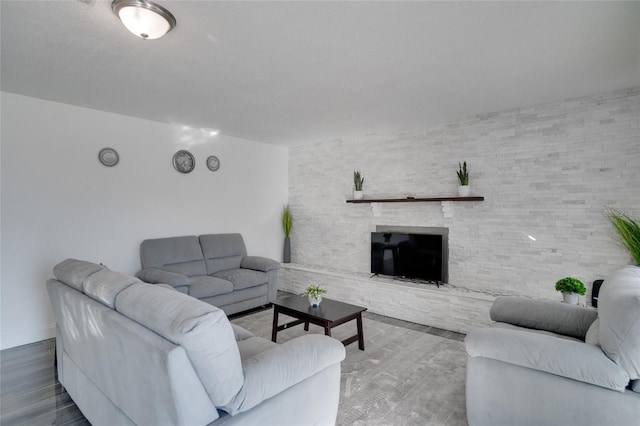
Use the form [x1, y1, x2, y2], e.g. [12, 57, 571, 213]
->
[465, 266, 640, 426]
[137, 234, 280, 315]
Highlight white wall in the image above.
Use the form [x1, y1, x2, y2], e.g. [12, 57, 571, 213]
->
[287, 87, 640, 305]
[0, 92, 288, 349]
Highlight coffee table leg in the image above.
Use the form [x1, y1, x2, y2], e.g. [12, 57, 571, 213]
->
[304, 321, 310, 331]
[357, 314, 365, 350]
[271, 307, 279, 342]
[324, 325, 331, 337]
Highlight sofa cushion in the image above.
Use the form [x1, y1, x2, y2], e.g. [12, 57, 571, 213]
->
[489, 322, 582, 343]
[490, 296, 597, 339]
[585, 318, 600, 346]
[83, 269, 141, 309]
[140, 236, 206, 277]
[212, 269, 268, 291]
[237, 336, 278, 361]
[200, 234, 247, 274]
[53, 258, 105, 292]
[231, 324, 254, 342]
[136, 268, 191, 286]
[188, 275, 233, 298]
[598, 266, 640, 379]
[115, 283, 244, 407]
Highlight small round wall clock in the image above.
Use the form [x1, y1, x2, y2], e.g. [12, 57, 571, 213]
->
[98, 147, 119, 167]
[206, 155, 220, 171]
[172, 150, 195, 173]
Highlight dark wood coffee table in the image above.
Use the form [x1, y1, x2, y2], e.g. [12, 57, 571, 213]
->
[271, 295, 367, 350]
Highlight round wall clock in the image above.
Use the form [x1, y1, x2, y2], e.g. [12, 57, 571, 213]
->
[206, 155, 220, 171]
[172, 150, 195, 173]
[98, 148, 119, 167]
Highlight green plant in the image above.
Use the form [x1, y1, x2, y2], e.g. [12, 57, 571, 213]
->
[302, 284, 327, 299]
[354, 170, 365, 191]
[457, 161, 469, 186]
[607, 208, 640, 265]
[281, 205, 292, 238]
[555, 277, 586, 295]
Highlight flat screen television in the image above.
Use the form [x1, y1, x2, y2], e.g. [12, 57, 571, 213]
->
[371, 232, 445, 283]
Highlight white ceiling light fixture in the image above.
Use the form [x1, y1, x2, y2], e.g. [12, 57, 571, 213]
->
[112, 0, 176, 40]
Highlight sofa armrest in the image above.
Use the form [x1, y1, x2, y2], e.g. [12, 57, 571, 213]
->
[465, 327, 629, 391]
[136, 268, 190, 287]
[240, 256, 281, 272]
[490, 296, 598, 339]
[224, 334, 345, 414]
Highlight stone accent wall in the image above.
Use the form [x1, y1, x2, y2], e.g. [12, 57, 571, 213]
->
[285, 87, 640, 330]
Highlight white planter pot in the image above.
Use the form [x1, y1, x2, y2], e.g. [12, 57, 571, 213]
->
[353, 190, 363, 200]
[458, 185, 470, 197]
[562, 292, 579, 305]
[308, 295, 322, 307]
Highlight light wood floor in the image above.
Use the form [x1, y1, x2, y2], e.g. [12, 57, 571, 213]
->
[0, 309, 463, 426]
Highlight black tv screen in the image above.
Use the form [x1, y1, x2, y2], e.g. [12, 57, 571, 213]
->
[371, 232, 444, 282]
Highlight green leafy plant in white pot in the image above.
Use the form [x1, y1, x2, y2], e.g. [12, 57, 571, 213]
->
[282, 205, 292, 263]
[353, 170, 365, 200]
[302, 284, 327, 307]
[457, 161, 470, 197]
[555, 277, 586, 305]
[607, 208, 640, 266]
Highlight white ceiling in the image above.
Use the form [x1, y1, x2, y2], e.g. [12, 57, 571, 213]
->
[2, 1, 639, 146]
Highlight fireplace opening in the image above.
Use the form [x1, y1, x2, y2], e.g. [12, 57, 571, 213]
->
[371, 226, 449, 285]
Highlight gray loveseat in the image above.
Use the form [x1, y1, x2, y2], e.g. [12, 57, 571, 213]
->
[137, 234, 280, 315]
[47, 259, 345, 426]
[465, 266, 640, 426]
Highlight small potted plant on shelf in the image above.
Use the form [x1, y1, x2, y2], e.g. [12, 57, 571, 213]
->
[281, 205, 293, 263]
[457, 161, 470, 197]
[607, 208, 640, 266]
[353, 170, 365, 200]
[555, 277, 586, 305]
[302, 284, 327, 307]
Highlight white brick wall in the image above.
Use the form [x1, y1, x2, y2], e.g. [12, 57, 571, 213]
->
[284, 87, 640, 331]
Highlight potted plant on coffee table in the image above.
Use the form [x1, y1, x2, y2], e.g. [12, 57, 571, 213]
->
[555, 277, 586, 305]
[302, 284, 327, 307]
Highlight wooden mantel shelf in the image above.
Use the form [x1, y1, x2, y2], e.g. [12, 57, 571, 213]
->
[346, 196, 484, 204]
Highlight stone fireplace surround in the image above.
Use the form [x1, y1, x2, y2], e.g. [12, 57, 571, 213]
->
[279, 262, 495, 334]
[280, 226, 496, 334]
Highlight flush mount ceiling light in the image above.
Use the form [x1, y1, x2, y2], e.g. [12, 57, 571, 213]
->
[112, 0, 176, 40]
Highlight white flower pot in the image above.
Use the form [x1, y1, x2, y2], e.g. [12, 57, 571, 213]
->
[354, 190, 363, 200]
[562, 292, 579, 305]
[458, 185, 470, 197]
[308, 295, 322, 307]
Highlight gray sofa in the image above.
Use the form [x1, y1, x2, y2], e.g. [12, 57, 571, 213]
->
[465, 266, 640, 426]
[137, 234, 280, 315]
[47, 259, 345, 426]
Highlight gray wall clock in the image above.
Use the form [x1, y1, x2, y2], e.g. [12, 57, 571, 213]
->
[207, 155, 220, 171]
[173, 150, 195, 173]
[98, 148, 119, 167]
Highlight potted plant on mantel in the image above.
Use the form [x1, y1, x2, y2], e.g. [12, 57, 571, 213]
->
[281, 205, 293, 263]
[607, 208, 640, 266]
[302, 284, 327, 307]
[353, 170, 365, 199]
[555, 277, 586, 305]
[457, 161, 470, 197]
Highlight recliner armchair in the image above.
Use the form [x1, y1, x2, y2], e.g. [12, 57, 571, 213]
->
[137, 233, 280, 315]
[465, 266, 640, 426]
